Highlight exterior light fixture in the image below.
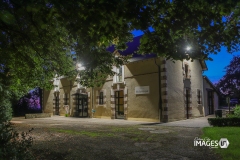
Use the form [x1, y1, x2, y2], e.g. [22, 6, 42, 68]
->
[186, 46, 191, 51]
[76, 63, 85, 71]
[77, 63, 82, 68]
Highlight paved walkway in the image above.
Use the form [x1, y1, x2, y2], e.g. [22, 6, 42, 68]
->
[12, 115, 214, 128]
[157, 115, 215, 128]
[12, 116, 154, 126]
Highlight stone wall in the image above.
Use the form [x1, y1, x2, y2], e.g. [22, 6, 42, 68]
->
[42, 58, 210, 123]
[166, 60, 204, 122]
[25, 113, 51, 119]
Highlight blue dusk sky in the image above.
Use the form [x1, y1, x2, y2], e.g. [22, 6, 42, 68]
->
[205, 48, 240, 84]
[132, 30, 240, 84]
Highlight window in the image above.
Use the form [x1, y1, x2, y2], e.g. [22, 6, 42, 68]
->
[97, 90, 106, 105]
[54, 78, 60, 91]
[113, 66, 124, 83]
[99, 91, 104, 105]
[116, 67, 122, 82]
[197, 89, 201, 104]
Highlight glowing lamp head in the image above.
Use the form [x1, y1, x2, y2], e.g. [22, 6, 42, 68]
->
[77, 63, 82, 68]
[186, 46, 191, 51]
[77, 63, 85, 71]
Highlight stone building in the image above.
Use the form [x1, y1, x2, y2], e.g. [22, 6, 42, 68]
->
[42, 36, 219, 122]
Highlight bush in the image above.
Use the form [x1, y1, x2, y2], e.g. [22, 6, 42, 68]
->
[0, 122, 34, 160]
[0, 101, 12, 123]
[0, 96, 34, 159]
[234, 105, 240, 118]
[208, 117, 240, 127]
[0, 85, 34, 159]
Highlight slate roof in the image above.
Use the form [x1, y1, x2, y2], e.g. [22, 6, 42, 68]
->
[108, 36, 208, 70]
[107, 36, 156, 62]
[203, 76, 220, 95]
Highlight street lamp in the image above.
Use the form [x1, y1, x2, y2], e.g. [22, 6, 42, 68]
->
[76, 63, 85, 71]
[186, 46, 191, 51]
[185, 45, 192, 57]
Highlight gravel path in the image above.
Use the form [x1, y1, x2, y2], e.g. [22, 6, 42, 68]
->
[11, 117, 220, 160]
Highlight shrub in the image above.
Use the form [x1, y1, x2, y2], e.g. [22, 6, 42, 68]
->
[0, 95, 34, 159]
[0, 86, 36, 159]
[208, 117, 240, 127]
[234, 105, 240, 118]
[0, 122, 34, 160]
[0, 101, 12, 123]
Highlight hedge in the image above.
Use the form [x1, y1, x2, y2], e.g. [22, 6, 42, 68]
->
[208, 117, 240, 127]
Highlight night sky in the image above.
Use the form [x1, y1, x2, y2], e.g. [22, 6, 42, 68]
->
[205, 48, 240, 84]
[132, 30, 240, 84]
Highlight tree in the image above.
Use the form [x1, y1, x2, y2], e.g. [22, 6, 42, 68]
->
[0, 0, 240, 95]
[1, 1, 240, 158]
[0, 0, 74, 93]
[138, 1, 240, 60]
[12, 88, 41, 116]
[215, 55, 240, 98]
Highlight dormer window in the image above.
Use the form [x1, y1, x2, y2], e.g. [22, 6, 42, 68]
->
[116, 66, 122, 82]
[53, 76, 60, 92]
[113, 66, 124, 83]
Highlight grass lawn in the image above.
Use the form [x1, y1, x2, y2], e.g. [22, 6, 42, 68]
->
[202, 127, 240, 160]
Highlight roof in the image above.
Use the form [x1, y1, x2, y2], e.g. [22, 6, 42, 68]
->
[108, 36, 208, 70]
[107, 36, 156, 62]
[203, 76, 220, 95]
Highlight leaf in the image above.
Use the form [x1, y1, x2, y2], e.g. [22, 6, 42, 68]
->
[0, 11, 15, 24]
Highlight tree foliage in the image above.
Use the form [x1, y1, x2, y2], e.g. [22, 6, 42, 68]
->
[0, 0, 240, 90]
[0, 122, 34, 160]
[12, 88, 41, 116]
[139, 1, 240, 60]
[215, 55, 240, 98]
[1, 2, 239, 157]
[0, 0, 74, 94]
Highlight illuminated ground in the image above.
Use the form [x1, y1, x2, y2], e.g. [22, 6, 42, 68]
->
[11, 116, 220, 160]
